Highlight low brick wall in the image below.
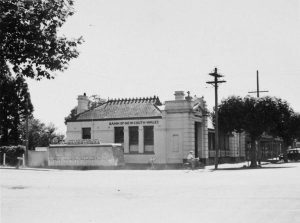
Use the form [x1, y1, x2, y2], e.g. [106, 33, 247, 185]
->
[28, 151, 48, 167]
[48, 143, 124, 167]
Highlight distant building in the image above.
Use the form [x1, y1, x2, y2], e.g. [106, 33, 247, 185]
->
[208, 128, 281, 163]
[208, 128, 246, 163]
[246, 134, 282, 161]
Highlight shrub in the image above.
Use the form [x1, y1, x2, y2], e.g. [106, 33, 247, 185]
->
[0, 146, 25, 166]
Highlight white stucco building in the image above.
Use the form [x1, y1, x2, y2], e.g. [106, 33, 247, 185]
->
[66, 91, 210, 165]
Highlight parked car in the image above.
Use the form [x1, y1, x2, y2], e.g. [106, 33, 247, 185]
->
[287, 148, 300, 161]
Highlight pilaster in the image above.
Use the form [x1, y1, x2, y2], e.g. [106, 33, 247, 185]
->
[124, 126, 129, 153]
[138, 126, 144, 153]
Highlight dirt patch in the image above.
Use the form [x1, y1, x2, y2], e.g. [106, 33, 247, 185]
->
[9, 186, 27, 190]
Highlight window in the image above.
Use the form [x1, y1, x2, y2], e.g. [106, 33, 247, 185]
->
[129, 126, 139, 153]
[208, 132, 215, 151]
[114, 127, 124, 144]
[144, 126, 154, 145]
[82, 128, 91, 139]
[144, 126, 154, 153]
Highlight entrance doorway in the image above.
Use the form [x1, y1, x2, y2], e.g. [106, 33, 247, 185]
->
[195, 122, 201, 157]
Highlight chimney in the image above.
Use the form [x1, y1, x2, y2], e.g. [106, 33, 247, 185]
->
[77, 93, 89, 114]
[174, 91, 185, 100]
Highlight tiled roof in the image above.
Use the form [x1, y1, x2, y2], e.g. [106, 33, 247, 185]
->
[75, 96, 162, 121]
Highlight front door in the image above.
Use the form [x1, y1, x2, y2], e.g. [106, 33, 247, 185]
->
[195, 122, 201, 157]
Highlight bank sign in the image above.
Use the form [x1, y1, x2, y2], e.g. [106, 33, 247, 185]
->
[108, 120, 159, 126]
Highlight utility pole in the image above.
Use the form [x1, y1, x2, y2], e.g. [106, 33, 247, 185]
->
[248, 70, 269, 166]
[206, 68, 226, 170]
[248, 70, 269, 97]
[25, 98, 29, 167]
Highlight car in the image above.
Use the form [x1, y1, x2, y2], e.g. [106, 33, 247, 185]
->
[286, 148, 300, 161]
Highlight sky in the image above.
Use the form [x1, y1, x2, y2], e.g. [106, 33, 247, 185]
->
[26, 0, 300, 134]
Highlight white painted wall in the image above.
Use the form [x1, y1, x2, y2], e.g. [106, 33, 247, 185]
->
[67, 119, 169, 164]
[66, 96, 210, 164]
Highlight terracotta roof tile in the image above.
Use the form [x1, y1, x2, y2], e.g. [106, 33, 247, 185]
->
[76, 96, 162, 120]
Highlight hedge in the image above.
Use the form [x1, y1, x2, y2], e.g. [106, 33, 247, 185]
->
[0, 146, 25, 166]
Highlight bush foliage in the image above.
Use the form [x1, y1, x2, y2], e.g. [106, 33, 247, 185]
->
[0, 145, 25, 166]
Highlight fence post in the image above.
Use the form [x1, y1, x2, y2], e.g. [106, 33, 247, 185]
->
[3, 153, 6, 166]
[23, 154, 25, 167]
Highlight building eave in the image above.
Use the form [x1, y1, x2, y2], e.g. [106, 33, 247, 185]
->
[67, 116, 163, 123]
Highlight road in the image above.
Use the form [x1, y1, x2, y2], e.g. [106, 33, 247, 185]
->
[1, 162, 300, 223]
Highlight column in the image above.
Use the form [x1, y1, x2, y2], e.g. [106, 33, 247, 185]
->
[124, 126, 129, 153]
[138, 126, 144, 154]
[202, 115, 209, 159]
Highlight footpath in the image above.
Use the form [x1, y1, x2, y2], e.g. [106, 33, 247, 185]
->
[0, 160, 283, 171]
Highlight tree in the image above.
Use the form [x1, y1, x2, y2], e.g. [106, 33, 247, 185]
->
[217, 96, 294, 167]
[0, 0, 83, 80]
[89, 95, 106, 109]
[0, 73, 33, 146]
[291, 113, 300, 142]
[19, 118, 64, 150]
[64, 95, 106, 124]
[270, 110, 300, 152]
[216, 96, 245, 133]
[64, 106, 77, 124]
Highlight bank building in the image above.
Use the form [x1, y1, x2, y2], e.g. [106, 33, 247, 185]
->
[65, 91, 246, 166]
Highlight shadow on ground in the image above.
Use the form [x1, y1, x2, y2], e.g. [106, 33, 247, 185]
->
[0, 166, 50, 171]
[210, 165, 295, 171]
